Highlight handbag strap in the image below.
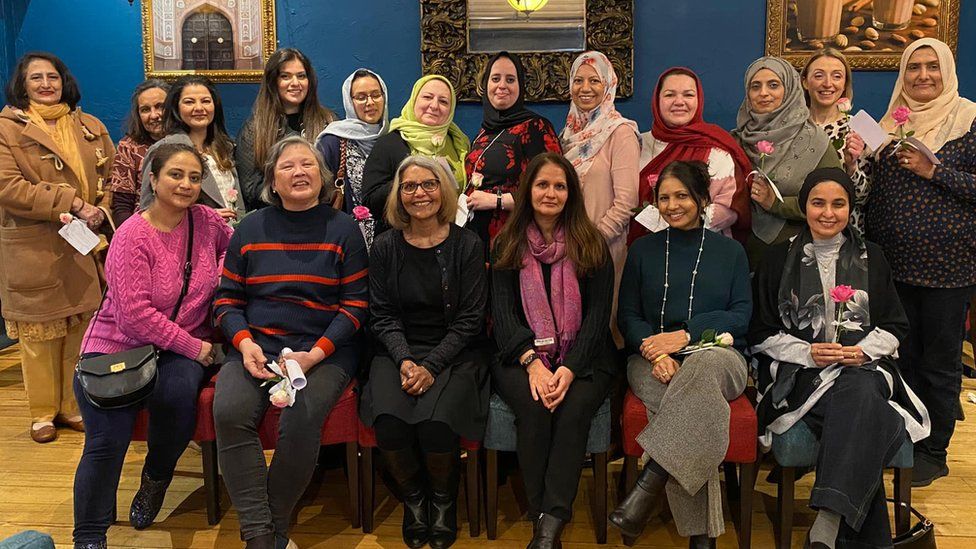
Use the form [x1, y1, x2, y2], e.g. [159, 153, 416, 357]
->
[168, 210, 195, 322]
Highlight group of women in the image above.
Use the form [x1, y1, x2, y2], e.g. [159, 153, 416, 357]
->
[0, 34, 972, 549]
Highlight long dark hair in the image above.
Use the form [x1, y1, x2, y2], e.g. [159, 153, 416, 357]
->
[161, 75, 234, 172]
[124, 79, 169, 145]
[493, 152, 607, 276]
[5, 51, 81, 110]
[249, 48, 335, 169]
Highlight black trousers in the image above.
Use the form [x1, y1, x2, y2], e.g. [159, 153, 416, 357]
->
[491, 362, 614, 522]
[802, 367, 906, 548]
[895, 282, 973, 464]
[374, 415, 458, 454]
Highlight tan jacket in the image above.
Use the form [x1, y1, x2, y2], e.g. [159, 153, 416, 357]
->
[0, 105, 115, 322]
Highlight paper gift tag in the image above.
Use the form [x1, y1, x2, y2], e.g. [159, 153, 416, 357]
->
[58, 219, 99, 255]
[455, 194, 470, 227]
[849, 110, 888, 153]
[634, 204, 670, 233]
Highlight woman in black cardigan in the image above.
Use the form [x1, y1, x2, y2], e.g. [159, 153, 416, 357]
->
[491, 152, 617, 548]
[361, 155, 489, 549]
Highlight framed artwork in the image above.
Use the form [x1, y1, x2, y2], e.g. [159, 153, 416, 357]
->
[421, 0, 634, 102]
[765, 0, 959, 70]
[141, 0, 277, 82]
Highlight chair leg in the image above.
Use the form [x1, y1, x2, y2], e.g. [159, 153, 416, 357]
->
[466, 448, 481, 537]
[739, 460, 758, 549]
[623, 455, 638, 504]
[894, 467, 912, 536]
[593, 451, 608, 544]
[361, 447, 375, 533]
[201, 440, 221, 526]
[486, 449, 499, 540]
[776, 466, 795, 549]
[346, 442, 361, 529]
[724, 462, 741, 504]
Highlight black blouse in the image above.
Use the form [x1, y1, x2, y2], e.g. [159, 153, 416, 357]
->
[398, 242, 449, 351]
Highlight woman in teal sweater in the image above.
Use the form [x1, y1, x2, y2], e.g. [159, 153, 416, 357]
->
[609, 161, 752, 549]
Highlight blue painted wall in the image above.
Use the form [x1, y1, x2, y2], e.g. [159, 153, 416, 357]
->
[2, 0, 974, 141]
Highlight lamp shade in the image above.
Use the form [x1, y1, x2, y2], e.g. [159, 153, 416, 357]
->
[507, 0, 550, 15]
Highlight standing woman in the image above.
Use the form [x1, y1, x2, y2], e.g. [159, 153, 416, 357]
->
[138, 76, 246, 223]
[491, 152, 617, 547]
[74, 144, 232, 548]
[560, 51, 639, 346]
[109, 79, 168, 226]
[362, 75, 469, 235]
[316, 68, 390, 248]
[800, 48, 870, 233]
[465, 51, 561, 251]
[238, 48, 335, 210]
[630, 67, 753, 244]
[0, 52, 114, 443]
[609, 161, 752, 549]
[732, 56, 840, 267]
[866, 38, 976, 486]
[361, 156, 488, 549]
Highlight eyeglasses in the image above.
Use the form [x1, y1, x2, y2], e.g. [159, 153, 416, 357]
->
[400, 180, 440, 195]
[351, 92, 384, 104]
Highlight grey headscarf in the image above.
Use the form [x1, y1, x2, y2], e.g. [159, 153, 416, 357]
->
[315, 68, 389, 156]
[732, 56, 830, 243]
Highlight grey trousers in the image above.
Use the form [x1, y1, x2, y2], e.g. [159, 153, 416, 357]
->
[627, 347, 747, 537]
[214, 359, 350, 541]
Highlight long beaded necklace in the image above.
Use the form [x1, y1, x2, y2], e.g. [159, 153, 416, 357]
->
[659, 227, 707, 332]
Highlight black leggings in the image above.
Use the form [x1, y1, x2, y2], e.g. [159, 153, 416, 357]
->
[374, 415, 458, 453]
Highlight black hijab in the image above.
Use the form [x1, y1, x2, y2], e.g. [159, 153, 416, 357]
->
[480, 51, 541, 133]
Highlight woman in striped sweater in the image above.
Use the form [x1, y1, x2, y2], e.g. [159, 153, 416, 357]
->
[212, 136, 368, 549]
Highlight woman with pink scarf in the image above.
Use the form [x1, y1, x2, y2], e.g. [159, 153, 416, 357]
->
[490, 152, 618, 548]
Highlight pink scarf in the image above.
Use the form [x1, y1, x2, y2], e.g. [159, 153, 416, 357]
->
[519, 223, 583, 368]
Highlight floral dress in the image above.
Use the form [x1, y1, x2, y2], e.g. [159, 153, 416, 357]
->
[818, 118, 871, 234]
[344, 144, 374, 248]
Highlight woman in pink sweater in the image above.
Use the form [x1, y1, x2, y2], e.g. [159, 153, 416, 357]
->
[72, 143, 232, 549]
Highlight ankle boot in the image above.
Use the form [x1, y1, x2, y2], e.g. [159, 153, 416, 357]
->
[609, 463, 669, 545]
[74, 543, 107, 549]
[129, 472, 172, 530]
[688, 534, 716, 549]
[527, 512, 565, 549]
[425, 451, 460, 549]
[244, 533, 275, 549]
[382, 447, 429, 548]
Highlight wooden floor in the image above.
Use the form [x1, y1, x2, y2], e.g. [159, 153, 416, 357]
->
[2, 345, 976, 548]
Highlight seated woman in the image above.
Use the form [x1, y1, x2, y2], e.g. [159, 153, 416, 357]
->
[609, 161, 752, 549]
[73, 143, 231, 549]
[361, 156, 488, 549]
[109, 79, 168, 226]
[750, 167, 930, 548]
[212, 136, 367, 549]
[491, 152, 617, 548]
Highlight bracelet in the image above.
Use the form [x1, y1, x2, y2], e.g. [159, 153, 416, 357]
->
[496, 190, 503, 211]
[652, 354, 669, 365]
[520, 351, 539, 368]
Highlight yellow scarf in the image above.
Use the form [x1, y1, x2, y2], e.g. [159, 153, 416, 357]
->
[26, 101, 90, 200]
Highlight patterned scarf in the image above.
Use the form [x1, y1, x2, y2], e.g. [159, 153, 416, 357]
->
[26, 101, 89, 199]
[317, 68, 389, 156]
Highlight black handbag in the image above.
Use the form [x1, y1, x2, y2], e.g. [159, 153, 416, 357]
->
[76, 213, 194, 409]
[891, 499, 937, 549]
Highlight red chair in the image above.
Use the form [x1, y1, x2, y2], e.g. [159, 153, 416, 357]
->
[358, 421, 482, 537]
[131, 378, 362, 528]
[620, 389, 758, 548]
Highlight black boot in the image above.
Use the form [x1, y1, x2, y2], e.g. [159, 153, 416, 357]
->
[688, 534, 716, 549]
[382, 447, 429, 548]
[244, 533, 275, 549]
[129, 472, 172, 530]
[527, 512, 565, 549]
[74, 543, 107, 549]
[425, 451, 460, 549]
[609, 463, 669, 545]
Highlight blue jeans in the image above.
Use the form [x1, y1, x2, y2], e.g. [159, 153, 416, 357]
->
[72, 351, 206, 544]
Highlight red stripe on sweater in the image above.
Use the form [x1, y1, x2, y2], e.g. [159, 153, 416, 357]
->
[340, 299, 368, 308]
[232, 330, 254, 349]
[338, 268, 368, 284]
[249, 324, 290, 336]
[214, 298, 245, 308]
[245, 274, 341, 286]
[241, 242, 344, 259]
[314, 337, 336, 357]
[338, 308, 361, 330]
[266, 296, 340, 311]
[223, 268, 244, 283]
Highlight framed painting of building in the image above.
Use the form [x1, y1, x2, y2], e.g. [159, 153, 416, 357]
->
[765, 0, 959, 70]
[142, 0, 276, 82]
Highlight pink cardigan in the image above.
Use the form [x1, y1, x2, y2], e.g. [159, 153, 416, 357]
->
[82, 205, 233, 359]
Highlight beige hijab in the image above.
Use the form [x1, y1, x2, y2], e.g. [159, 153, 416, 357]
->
[880, 38, 976, 153]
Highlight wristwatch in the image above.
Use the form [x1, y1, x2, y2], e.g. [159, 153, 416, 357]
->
[496, 189, 503, 211]
[520, 351, 539, 368]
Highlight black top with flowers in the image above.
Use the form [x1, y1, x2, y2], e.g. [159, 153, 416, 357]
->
[865, 121, 976, 288]
[463, 117, 561, 249]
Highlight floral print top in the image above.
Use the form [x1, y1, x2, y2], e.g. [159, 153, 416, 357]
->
[817, 117, 871, 234]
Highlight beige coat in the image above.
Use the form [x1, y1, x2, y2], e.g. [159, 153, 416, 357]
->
[0, 105, 115, 322]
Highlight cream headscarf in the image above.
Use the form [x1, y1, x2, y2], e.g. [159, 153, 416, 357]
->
[880, 38, 976, 153]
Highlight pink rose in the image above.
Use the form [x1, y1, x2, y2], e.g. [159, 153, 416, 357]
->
[836, 98, 852, 114]
[829, 284, 857, 303]
[892, 106, 911, 126]
[353, 205, 372, 221]
[59, 212, 73, 224]
[757, 140, 775, 155]
[270, 388, 290, 408]
[226, 188, 238, 203]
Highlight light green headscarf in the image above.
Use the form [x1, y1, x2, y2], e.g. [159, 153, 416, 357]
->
[389, 75, 470, 189]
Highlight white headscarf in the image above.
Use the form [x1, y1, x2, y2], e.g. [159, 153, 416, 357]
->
[316, 68, 389, 155]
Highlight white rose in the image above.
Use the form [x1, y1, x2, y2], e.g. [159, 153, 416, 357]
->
[716, 332, 734, 347]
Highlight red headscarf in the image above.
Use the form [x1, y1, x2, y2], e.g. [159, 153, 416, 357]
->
[629, 68, 753, 244]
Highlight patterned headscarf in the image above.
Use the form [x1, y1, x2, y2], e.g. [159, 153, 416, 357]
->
[316, 68, 389, 156]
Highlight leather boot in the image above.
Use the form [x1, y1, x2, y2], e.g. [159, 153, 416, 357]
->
[244, 533, 275, 549]
[425, 451, 460, 549]
[74, 543, 107, 549]
[688, 534, 716, 549]
[527, 512, 565, 549]
[609, 463, 669, 545]
[382, 447, 429, 548]
[129, 472, 172, 530]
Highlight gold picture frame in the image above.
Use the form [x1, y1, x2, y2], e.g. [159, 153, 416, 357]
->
[421, 0, 634, 102]
[141, 0, 277, 83]
[766, 0, 959, 70]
